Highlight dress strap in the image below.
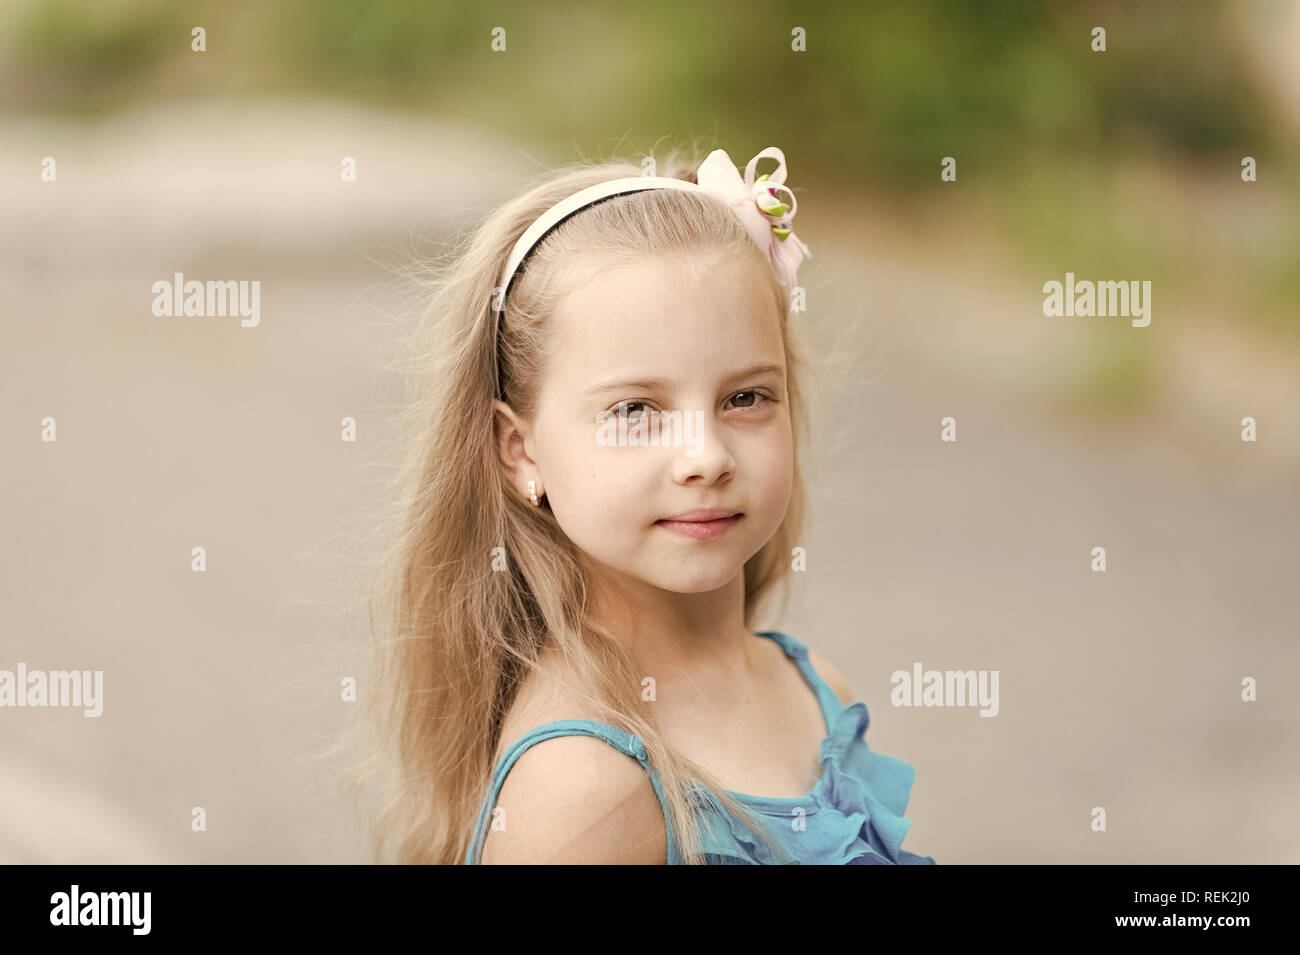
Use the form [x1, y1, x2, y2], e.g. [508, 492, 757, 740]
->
[754, 630, 846, 734]
[464, 718, 678, 864]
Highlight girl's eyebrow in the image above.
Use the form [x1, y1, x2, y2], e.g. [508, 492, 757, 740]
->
[581, 362, 785, 398]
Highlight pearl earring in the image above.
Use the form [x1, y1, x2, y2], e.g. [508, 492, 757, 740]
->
[528, 480, 539, 506]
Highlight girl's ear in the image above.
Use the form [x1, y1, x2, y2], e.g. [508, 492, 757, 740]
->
[492, 399, 540, 486]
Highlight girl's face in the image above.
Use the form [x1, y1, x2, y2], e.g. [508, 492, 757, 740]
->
[528, 254, 794, 597]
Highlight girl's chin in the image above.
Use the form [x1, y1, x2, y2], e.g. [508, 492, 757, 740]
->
[643, 556, 748, 592]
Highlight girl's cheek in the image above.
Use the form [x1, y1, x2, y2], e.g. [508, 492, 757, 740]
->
[746, 426, 791, 467]
[753, 434, 795, 498]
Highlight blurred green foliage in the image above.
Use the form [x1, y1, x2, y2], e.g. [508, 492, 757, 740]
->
[3, 0, 1284, 182]
[1059, 335, 1158, 420]
[2, 0, 1294, 397]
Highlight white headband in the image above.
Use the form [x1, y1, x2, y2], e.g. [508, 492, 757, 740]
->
[493, 176, 701, 317]
[493, 147, 811, 317]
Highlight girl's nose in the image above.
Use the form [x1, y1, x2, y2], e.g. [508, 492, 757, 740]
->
[671, 412, 736, 486]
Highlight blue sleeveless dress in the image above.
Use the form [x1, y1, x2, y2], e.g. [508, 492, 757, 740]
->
[465, 630, 936, 865]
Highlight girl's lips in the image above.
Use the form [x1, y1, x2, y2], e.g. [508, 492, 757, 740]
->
[654, 514, 743, 541]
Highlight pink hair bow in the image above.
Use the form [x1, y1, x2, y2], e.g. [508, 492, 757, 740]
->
[696, 146, 812, 288]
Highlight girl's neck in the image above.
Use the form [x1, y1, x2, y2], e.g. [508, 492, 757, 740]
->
[584, 569, 756, 677]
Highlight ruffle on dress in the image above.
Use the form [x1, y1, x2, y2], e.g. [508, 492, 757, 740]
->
[694, 700, 936, 865]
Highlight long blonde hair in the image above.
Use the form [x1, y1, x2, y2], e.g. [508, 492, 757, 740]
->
[341, 146, 818, 864]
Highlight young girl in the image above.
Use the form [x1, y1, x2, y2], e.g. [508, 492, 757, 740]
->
[359, 144, 935, 865]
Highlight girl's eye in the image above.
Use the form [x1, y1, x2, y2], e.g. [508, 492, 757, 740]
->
[728, 390, 775, 412]
[613, 399, 656, 420]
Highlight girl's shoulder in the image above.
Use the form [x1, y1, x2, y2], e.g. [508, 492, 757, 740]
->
[480, 654, 668, 864]
[804, 646, 854, 706]
[493, 648, 605, 753]
[479, 728, 667, 863]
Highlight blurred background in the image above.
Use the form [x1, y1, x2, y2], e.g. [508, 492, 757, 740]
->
[1, 0, 1297, 863]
